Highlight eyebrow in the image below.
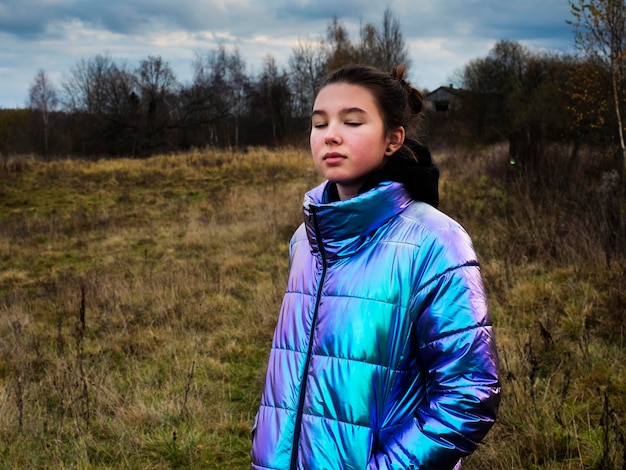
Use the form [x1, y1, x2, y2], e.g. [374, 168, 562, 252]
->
[311, 107, 367, 118]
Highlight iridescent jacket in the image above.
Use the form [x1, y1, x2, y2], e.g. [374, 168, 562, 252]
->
[251, 181, 501, 470]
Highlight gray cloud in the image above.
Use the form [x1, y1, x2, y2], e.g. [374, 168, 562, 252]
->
[0, 0, 576, 107]
[276, 0, 374, 21]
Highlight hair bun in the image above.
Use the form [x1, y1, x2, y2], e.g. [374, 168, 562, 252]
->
[390, 65, 423, 116]
[390, 64, 408, 81]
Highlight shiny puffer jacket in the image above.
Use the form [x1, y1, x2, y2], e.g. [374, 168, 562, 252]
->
[251, 181, 500, 470]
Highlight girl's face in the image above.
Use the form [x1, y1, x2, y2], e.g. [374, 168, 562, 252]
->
[310, 83, 404, 201]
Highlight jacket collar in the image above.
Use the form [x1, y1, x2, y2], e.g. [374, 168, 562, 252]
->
[303, 181, 412, 261]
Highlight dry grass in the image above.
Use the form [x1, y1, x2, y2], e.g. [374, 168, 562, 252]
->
[0, 145, 624, 468]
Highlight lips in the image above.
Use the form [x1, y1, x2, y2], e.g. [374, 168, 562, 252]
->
[323, 152, 346, 164]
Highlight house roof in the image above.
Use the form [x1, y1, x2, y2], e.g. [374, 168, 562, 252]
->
[425, 86, 467, 102]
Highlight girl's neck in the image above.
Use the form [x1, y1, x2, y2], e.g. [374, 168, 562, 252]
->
[337, 185, 361, 201]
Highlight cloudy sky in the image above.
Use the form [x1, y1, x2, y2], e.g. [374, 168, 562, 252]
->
[0, 0, 576, 108]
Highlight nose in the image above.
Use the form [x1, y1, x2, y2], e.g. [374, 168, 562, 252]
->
[324, 122, 341, 145]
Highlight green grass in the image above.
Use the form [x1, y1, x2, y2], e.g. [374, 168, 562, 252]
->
[0, 146, 624, 468]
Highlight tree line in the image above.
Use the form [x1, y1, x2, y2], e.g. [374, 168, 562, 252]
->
[0, 9, 408, 158]
[0, 2, 624, 181]
[432, 0, 625, 183]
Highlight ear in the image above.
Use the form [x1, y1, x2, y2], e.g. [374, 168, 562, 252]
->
[385, 127, 405, 156]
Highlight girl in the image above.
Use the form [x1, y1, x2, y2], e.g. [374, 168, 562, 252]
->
[251, 64, 500, 470]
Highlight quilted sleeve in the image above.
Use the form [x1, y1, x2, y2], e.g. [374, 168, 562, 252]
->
[370, 226, 501, 469]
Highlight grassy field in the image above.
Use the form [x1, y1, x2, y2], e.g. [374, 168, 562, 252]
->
[0, 146, 624, 469]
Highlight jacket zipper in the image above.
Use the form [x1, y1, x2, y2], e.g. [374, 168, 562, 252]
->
[290, 208, 327, 470]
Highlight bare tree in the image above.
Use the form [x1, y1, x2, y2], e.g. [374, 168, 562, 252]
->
[570, 0, 626, 172]
[61, 54, 139, 155]
[62, 54, 117, 115]
[569, 0, 626, 268]
[29, 69, 58, 156]
[250, 55, 292, 144]
[288, 40, 327, 118]
[324, 16, 357, 71]
[286, 8, 410, 119]
[358, 23, 380, 66]
[191, 45, 250, 147]
[135, 56, 178, 151]
[358, 8, 411, 71]
[225, 49, 249, 147]
[104, 64, 140, 155]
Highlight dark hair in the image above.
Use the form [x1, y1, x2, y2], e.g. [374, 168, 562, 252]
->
[321, 63, 423, 137]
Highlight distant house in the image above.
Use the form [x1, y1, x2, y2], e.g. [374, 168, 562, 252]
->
[424, 85, 466, 112]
